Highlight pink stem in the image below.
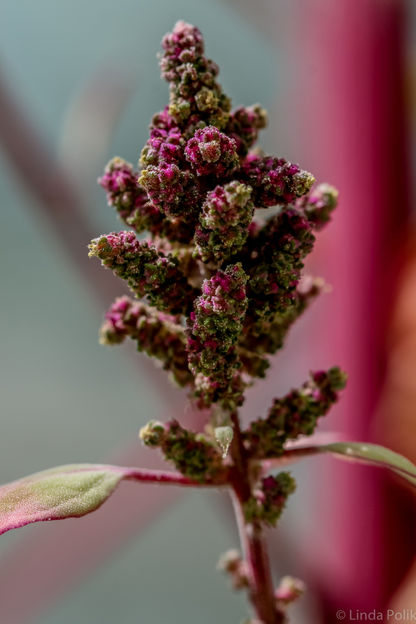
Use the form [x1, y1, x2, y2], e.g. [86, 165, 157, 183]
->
[231, 490, 284, 624]
[124, 467, 229, 487]
[229, 413, 284, 624]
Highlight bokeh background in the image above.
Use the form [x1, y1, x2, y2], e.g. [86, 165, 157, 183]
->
[1, 0, 416, 622]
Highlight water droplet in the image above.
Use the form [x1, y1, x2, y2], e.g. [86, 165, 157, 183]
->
[214, 426, 234, 458]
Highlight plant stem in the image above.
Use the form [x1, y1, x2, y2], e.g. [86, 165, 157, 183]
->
[229, 413, 285, 624]
[124, 467, 229, 487]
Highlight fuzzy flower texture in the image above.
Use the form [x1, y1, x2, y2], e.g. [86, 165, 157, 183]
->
[90, 22, 346, 487]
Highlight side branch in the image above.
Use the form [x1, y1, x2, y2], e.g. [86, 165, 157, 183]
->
[124, 467, 230, 487]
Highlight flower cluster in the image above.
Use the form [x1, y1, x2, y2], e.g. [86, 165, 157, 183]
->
[244, 368, 348, 459]
[99, 156, 149, 221]
[240, 154, 315, 208]
[195, 181, 254, 263]
[226, 104, 268, 157]
[187, 263, 248, 408]
[91, 18, 344, 479]
[159, 19, 231, 129]
[239, 276, 324, 358]
[100, 296, 192, 386]
[86, 22, 348, 622]
[297, 182, 339, 231]
[99, 157, 194, 243]
[184, 126, 239, 177]
[243, 473, 296, 527]
[139, 419, 223, 482]
[243, 208, 316, 330]
[88, 231, 196, 314]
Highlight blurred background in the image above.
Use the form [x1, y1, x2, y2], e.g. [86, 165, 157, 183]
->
[1, 0, 415, 622]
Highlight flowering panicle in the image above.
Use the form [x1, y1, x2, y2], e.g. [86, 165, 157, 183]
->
[184, 126, 239, 177]
[100, 296, 192, 386]
[138, 114, 203, 221]
[235, 277, 322, 379]
[195, 181, 254, 263]
[243, 473, 296, 527]
[240, 277, 324, 356]
[88, 231, 196, 314]
[240, 154, 315, 208]
[0, 20, 355, 624]
[237, 347, 270, 379]
[140, 125, 184, 168]
[187, 263, 248, 408]
[226, 105, 268, 157]
[243, 368, 348, 459]
[90, 17, 345, 449]
[139, 419, 223, 482]
[90, 19, 345, 424]
[138, 162, 201, 219]
[297, 182, 338, 230]
[91, 23, 345, 546]
[99, 156, 149, 221]
[81, 21, 352, 623]
[159, 20, 231, 129]
[99, 157, 196, 243]
[243, 209, 315, 325]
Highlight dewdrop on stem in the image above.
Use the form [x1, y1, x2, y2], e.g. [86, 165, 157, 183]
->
[214, 426, 234, 458]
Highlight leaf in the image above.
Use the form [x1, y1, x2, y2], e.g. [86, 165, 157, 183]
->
[0, 463, 219, 536]
[320, 442, 416, 486]
[0, 464, 127, 536]
[263, 440, 416, 487]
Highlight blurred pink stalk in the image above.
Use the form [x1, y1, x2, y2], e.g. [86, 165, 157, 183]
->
[286, 0, 412, 614]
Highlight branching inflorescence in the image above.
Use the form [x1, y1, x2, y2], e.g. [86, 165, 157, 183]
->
[2, 20, 416, 624]
[89, 21, 346, 623]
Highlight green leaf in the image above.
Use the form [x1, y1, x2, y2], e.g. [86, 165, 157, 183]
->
[320, 442, 416, 486]
[0, 464, 127, 535]
[264, 440, 416, 488]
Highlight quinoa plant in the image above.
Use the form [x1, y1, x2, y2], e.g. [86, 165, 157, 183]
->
[1, 21, 415, 624]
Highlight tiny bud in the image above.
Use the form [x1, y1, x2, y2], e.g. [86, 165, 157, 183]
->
[139, 420, 165, 447]
[292, 170, 315, 196]
[217, 549, 240, 573]
[275, 576, 305, 606]
[214, 426, 234, 458]
[217, 549, 249, 590]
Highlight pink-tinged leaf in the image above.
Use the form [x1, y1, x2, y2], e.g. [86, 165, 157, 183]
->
[0, 464, 126, 535]
[0, 463, 214, 536]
